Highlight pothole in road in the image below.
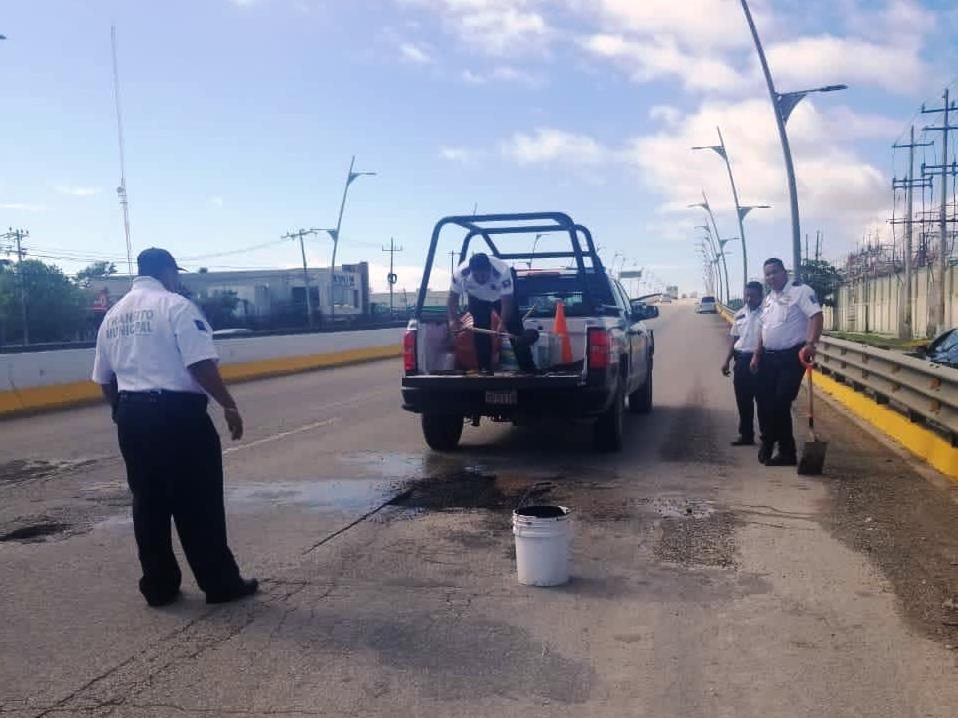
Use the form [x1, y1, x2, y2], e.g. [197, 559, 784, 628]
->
[650, 497, 716, 519]
[0, 521, 72, 543]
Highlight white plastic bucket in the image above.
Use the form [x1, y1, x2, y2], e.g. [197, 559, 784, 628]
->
[512, 505, 572, 586]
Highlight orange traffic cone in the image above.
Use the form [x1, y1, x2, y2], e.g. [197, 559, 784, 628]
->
[554, 300, 573, 364]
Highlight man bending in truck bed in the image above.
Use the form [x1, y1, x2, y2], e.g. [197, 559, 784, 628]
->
[447, 252, 536, 375]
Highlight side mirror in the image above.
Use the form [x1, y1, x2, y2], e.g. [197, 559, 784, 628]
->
[649, 306, 659, 318]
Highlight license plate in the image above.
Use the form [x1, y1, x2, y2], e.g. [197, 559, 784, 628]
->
[485, 390, 517, 406]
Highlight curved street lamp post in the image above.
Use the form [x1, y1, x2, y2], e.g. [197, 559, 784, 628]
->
[326, 155, 376, 322]
[692, 126, 770, 294]
[739, 0, 846, 283]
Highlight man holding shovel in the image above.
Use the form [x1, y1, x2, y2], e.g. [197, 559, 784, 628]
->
[447, 252, 536, 374]
[749, 258, 823, 466]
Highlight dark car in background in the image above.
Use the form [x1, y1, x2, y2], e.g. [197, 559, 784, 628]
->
[924, 328, 958, 368]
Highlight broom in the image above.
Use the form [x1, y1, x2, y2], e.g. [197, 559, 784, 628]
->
[797, 350, 828, 475]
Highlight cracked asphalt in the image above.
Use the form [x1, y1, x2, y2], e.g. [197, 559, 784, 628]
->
[1, 301, 957, 717]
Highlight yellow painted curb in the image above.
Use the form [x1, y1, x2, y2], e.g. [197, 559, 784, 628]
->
[0, 343, 401, 419]
[813, 371, 958, 481]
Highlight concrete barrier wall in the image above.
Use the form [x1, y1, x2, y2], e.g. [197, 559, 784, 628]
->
[827, 265, 957, 338]
[0, 328, 404, 416]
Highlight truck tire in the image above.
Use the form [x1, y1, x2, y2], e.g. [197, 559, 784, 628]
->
[629, 361, 653, 414]
[421, 413, 464, 451]
[593, 383, 624, 452]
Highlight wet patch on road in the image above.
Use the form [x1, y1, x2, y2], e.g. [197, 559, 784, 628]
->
[658, 384, 725, 464]
[228, 478, 403, 514]
[388, 469, 527, 513]
[0, 458, 96, 487]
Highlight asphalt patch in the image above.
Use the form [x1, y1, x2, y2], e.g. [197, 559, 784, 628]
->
[0, 521, 71, 543]
[654, 511, 737, 568]
[0, 458, 95, 487]
[389, 471, 525, 513]
[658, 385, 724, 464]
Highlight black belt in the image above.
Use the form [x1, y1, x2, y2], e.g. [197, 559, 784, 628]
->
[733, 349, 755, 358]
[118, 390, 207, 408]
[763, 343, 804, 355]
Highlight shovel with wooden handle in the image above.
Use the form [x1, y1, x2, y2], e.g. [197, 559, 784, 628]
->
[797, 351, 828, 475]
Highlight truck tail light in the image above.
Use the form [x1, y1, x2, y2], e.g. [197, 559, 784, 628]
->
[587, 328, 611, 370]
[403, 329, 417, 373]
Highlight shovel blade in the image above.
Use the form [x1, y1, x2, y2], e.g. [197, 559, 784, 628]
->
[797, 440, 828, 475]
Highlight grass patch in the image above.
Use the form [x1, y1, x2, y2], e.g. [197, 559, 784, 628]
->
[825, 331, 928, 352]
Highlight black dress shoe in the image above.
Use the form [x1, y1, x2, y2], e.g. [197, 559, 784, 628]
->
[206, 578, 259, 605]
[758, 444, 773, 464]
[765, 454, 798, 467]
[731, 437, 755, 446]
[145, 589, 181, 608]
[478, 368, 494, 376]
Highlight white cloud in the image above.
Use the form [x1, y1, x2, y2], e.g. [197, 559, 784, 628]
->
[623, 98, 891, 243]
[366, 261, 451, 294]
[766, 35, 930, 95]
[501, 128, 608, 165]
[439, 146, 483, 164]
[578, 34, 745, 93]
[210, 196, 225, 208]
[460, 65, 542, 86]
[0, 202, 46, 212]
[53, 185, 102, 197]
[229, 0, 261, 6]
[649, 105, 682, 127]
[400, 41, 434, 64]
[401, 0, 551, 56]
[571, 0, 755, 50]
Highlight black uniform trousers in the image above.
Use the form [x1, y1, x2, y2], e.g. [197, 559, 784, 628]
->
[755, 345, 806, 458]
[732, 351, 765, 443]
[467, 294, 535, 371]
[115, 391, 243, 603]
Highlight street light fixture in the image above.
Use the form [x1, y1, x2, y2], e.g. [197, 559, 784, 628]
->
[692, 127, 772, 294]
[327, 155, 376, 322]
[689, 194, 732, 304]
[739, 0, 846, 282]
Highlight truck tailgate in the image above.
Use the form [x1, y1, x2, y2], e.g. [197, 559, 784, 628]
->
[402, 374, 583, 391]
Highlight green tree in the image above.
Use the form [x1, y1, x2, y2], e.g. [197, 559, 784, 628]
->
[75, 261, 117, 287]
[0, 259, 86, 343]
[197, 290, 240, 330]
[800, 259, 842, 307]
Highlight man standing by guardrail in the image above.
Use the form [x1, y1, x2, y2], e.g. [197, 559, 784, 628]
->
[750, 258, 823, 466]
[91, 248, 258, 607]
[723, 281, 766, 447]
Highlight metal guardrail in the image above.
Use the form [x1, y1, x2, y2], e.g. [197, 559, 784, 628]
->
[717, 302, 958, 445]
[816, 335, 958, 445]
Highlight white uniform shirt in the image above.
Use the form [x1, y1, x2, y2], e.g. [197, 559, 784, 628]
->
[760, 282, 822, 351]
[450, 256, 514, 302]
[730, 305, 762, 353]
[91, 276, 218, 393]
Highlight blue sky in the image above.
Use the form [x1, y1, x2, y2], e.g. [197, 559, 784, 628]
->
[1, 0, 956, 296]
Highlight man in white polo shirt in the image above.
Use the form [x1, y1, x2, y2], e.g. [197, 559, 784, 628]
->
[722, 280, 766, 447]
[749, 257, 823, 466]
[447, 252, 534, 373]
[92, 248, 258, 607]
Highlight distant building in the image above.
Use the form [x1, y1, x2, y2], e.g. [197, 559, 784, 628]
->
[91, 263, 370, 323]
[369, 288, 447, 314]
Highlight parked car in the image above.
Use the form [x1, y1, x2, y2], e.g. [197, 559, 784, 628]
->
[630, 300, 659, 321]
[696, 296, 717, 314]
[924, 328, 958, 368]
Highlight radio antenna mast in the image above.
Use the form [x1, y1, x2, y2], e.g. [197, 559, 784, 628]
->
[111, 25, 134, 278]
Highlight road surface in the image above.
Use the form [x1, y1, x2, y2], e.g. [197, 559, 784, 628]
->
[1, 301, 956, 717]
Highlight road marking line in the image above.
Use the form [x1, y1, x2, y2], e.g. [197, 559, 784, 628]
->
[223, 418, 339, 455]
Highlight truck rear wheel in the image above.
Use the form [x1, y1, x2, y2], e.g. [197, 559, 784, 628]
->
[629, 362, 653, 414]
[593, 384, 624, 452]
[421, 413, 464, 451]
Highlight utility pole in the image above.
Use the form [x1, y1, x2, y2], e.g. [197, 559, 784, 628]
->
[382, 237, 403, 315]
[922, 89, 958, 336]
[893, 125, 934, 339]
[283, 229, 322, 328]
[326, 156, 376, 324]
[1, 228, 30, 345]
[449, 250, 457, 276]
